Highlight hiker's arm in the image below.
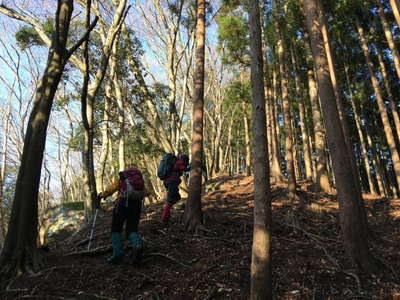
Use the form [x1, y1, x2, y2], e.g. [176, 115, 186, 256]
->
[99, 179, 120, 199]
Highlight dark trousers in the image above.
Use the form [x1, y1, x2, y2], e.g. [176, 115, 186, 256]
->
[111, 197, 142, 238]
[164, 181, 181, 204]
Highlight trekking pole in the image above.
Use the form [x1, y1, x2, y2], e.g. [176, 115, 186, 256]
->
[87, 208, 98, 251]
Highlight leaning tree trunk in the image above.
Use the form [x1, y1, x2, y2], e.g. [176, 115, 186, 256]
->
[389, 0, 400, 29]
[344, 65, 377, 194]
[317, 1, 360, 192]
[376, 46, 400, 138]
[376, 0, 400, 82]
[0, 0, 97, 276]
[183, 0, 206, 232]
[249, 0, 272, 298]
[357, 20, 400, 193]
[304, 0, 380, 274]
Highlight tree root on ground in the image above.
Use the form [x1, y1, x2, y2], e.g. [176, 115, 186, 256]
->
[64, 245, 112, 256]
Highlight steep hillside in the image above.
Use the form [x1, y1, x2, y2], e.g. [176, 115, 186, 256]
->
[1, 175, 400, 299]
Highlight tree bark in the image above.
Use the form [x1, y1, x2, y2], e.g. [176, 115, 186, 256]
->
[317, 1, 361, 192]
[304, 0, 380, 273]
[97, 83, 111, 193]
[243, 102, 252, 176]
[376, 0, 400, 81]
[110, 34, 125, 171]
[81, 0, 128, 218]
[0, 90, 12, 241]
[292, 48, 313, 182]
[249, 0, 272, 298]
[306, 61, 330, 192]
[376, 46, 400, 138]
[368, 134, 391, 197]
[270, 65, 284, 182]
[357, 20, 400, 193]
[389, 0, 400, 28]
[277, 35, 297, 201]
[0, 0, 97, 276]
[183, 0, 205, 232]
[347, 81, 377, 194]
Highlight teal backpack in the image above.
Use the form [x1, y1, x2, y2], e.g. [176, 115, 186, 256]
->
[157, 153, 177, 180]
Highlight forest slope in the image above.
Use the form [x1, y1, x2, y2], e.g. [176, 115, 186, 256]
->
[1, 175, 399, 299]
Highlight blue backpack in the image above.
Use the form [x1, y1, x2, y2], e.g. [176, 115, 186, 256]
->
[157, 153, 177, 180]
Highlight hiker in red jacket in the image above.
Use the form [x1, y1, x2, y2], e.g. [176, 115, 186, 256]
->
[161, 154, 190, 222]
[98, 167, 146, 264]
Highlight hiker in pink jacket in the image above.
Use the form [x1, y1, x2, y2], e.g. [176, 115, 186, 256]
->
[161, 154, 190, 222]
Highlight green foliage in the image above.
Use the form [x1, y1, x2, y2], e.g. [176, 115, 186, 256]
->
[217, 15, 249, 66]
[15, 18, 54, 50]
[224, 79, 251, 107]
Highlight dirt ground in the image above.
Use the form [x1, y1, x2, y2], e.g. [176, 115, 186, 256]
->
[1, 175, 400, 299]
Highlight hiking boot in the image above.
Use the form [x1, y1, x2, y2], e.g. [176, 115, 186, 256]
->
[107, 232, 124, 264]
[161, 202, 172, 222]
[128, 232, 143, 264]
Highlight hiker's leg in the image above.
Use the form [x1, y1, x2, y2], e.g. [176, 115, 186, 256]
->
[167, 181, 181, 204]
[108, 199, 126, 263]
[126, 196, 144, 263]
[126, 196, 142, 239]
[161, 182, 180, 222]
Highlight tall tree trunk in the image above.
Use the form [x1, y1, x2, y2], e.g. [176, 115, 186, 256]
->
[97, 83, 111, 192]
[376, 0, 400, 81]
[236, 146, 240, 174]
[0, 0, 97, 276]
[110, 35, 125, 171]
[271, 65, 284, 182]
[291, 112, 301, 180]
[304, 0, 380, 273]
[347, 86, 377, 195]
[243, 103, 252, 176]
[376, 46, 400, 138]
[306, 60, 331, 192]
[389, 0, 400, 28]
[277, 35, 297, 201]
[292, 48, 313, 182]
[265, 86, 273, 166]
[0, 91, 12, 241]
[368, 136, 391, 197]
[249, 0, 272, 298]
[81, 0, 128, 219]
[357, 20, 400, 192]
[81, 0, 97, 219]
[317, 1, 361, 192]
[183, 0, 205, 232]
[343, 64, 377, 194]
